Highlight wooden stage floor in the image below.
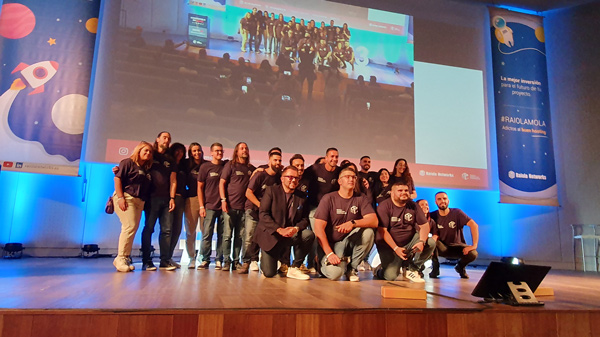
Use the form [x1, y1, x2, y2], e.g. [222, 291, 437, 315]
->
[1, 258, 599, 337]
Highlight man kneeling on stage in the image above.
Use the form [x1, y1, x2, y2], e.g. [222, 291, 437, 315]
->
[314, 167, 378, 282]
[429, 191, 479, 279]
[374, 183, 435, 283]
[254, 166, 314, 280]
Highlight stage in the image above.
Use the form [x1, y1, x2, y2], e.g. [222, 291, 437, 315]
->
[0, 258, 599, 336]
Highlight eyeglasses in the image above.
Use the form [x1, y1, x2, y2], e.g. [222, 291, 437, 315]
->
[283, 175, 300, 181]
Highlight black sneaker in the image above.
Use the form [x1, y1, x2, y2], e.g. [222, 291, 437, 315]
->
[429, 269, 440, 279]
[142, 261, 157, 271]
[221, 262, 231, 271]
[159, 261, 176, 271]
[455, 265, 469, 279]
[372, 264, 383, 280]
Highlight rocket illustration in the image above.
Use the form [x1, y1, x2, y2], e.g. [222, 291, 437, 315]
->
[11, 61, 59, 95]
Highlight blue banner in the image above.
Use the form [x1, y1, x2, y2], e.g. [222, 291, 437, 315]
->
[0, 0, 99, 175]
[489, 8, 558, 206]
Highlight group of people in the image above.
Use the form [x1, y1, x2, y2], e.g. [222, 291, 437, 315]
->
[111, 132, 479, 283]
[239, 8, 355, 71]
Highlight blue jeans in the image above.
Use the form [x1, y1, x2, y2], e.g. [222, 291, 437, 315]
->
[222, 208, 245, 264]
[317, 228, 375, 281]
[242, 210, 260, 263]
[200, 209, 224, 263]
[377, 234, 436, 281]
[142, 196, 173, 264]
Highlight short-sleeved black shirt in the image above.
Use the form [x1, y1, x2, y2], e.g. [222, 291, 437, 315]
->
[115, 158, 152, 201]
[149, 151, 175, 198]
[315, 191, 375, 243]
[305, 163, 340, 207]
[221, 161, 255, 210]
[430, 208, 471, 245]
[376, 198, 427, 247]
[185, 160, 201, 198]
[244, 170, 279, 218]
[198, 161, 224, 210]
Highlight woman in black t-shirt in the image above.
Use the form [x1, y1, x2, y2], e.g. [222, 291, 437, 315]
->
[112, 141, 153, 272]
[373, 168, 392, 206]
[183, 142, 205, 268]
[168, 143, 188, 267]
[391, 158, 417, 199]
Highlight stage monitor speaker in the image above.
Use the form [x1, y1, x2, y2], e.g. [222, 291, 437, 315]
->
[471, 261, 551, 306]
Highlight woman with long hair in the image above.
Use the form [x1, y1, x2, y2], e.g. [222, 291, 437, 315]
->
[183, 142, 205, 268]
[373, 168, 392, 206]
[391, 158, 417, 199]
[112, 141, 153, 272]
[167, 142, 188, 268]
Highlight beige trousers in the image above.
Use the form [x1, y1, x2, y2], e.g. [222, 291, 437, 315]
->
[114, 193, 145, 257]
[184, 196, 203, 260]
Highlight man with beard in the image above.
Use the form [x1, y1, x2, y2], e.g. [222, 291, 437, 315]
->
[358, 156, 377, 189]
[373, 183, 435, 282]
[219, 142, 255, 271]
[314, 167, 378, 281]
[238, 151, 283, 274]
[254, 166, 314, 280]
[303, 148, 341, 272]
[429, 191, 479, 279]
[197, 143, 225, 270]
[141, 131, 177, 271]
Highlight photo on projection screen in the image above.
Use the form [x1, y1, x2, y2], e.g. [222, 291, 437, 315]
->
[87, 0, 488, 189]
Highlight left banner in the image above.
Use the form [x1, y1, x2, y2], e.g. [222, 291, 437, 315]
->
[0, 0, 100, 175]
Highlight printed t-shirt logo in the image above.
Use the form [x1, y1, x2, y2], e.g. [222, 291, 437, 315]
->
[391, 216, 400, 222]
[262, 184, 267, 190]
[318, 177, 326, 183]
[300, 185, 308, 192]
[235, 171, 244, 176]
[449, 221, 456, 229]
[210, 172, 219, 177]
[350, 205, 359, 214]
[437, 224, 444, 229]
[404, 213, 413, 222]
[164, 161, 170, 168]
[336, 209, 346, 215]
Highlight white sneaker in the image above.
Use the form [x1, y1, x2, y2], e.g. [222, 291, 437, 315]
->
[250, 261, 259, 271]
[188, 261, 196, 269]
[405, 269, 425, 283]
[113, 256, 130, 273]
[287, 267, 310, 280]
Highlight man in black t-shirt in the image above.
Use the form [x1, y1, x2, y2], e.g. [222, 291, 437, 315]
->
[314, 167, 378, 281]
[219, 142, 255, 271]
[197, 143, 225, 270]
[374, 183, 435, 282]
[141, 131, 177, 271]
[429, 191, 479, 279]
[304, 147, 341, 271]
[238, 151, 282, 274]
[357, 156, 377, 190]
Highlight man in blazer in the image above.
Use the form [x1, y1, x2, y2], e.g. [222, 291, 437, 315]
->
[254, 166, 314, 280]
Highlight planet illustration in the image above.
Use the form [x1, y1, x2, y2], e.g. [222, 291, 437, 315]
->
[0, 3, 36, 39]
